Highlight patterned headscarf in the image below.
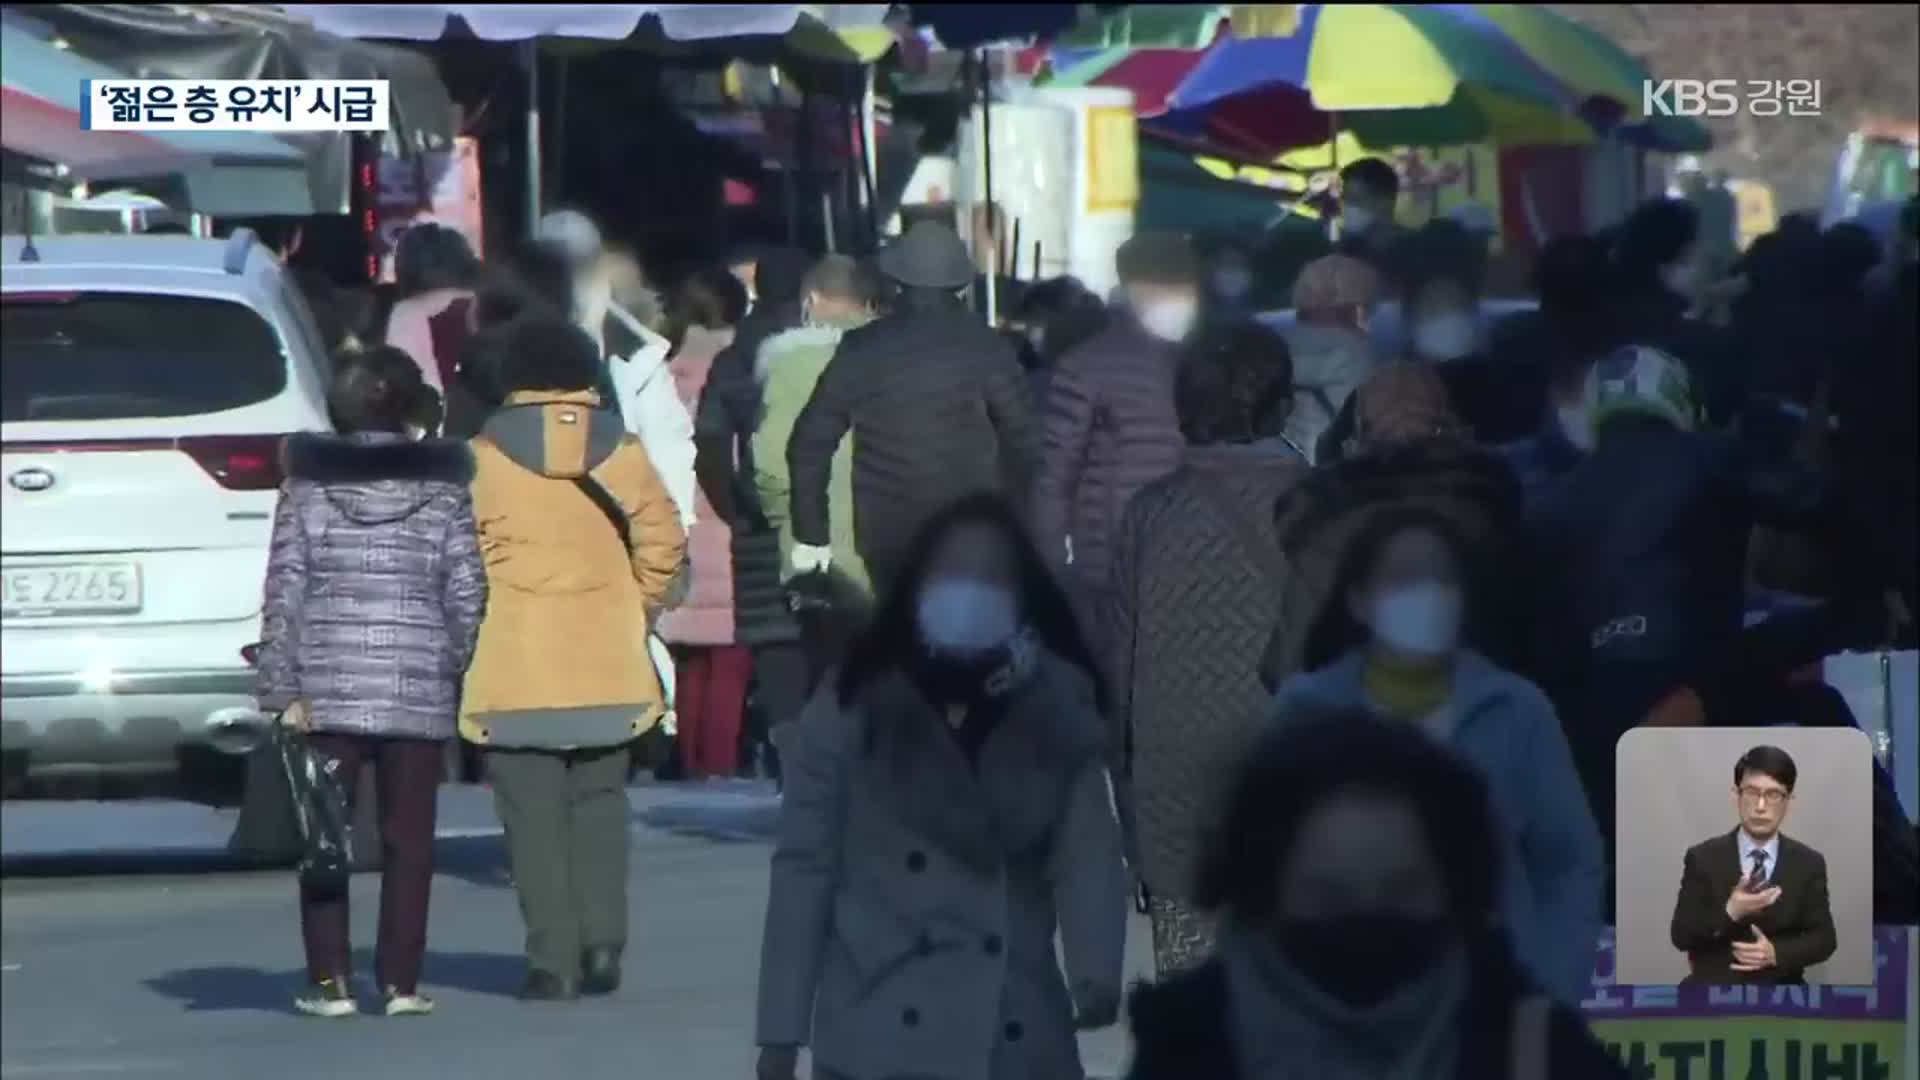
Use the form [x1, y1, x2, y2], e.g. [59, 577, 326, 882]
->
[1353, 361, 1470, 449]
[1292, 254, 1380, 324]
[1589, 345, 1700, 433]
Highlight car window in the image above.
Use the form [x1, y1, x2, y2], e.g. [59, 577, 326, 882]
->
[1, 292, 286, 422]
[276, 276, 332, 384]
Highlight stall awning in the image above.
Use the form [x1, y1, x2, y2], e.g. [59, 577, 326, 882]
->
[1, 18, 316, 214]
[279, 4, 898, 63]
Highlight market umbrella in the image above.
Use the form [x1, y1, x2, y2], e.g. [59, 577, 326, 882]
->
[1466, 4, 1710, 151]
[282, 4, 896, 62]
[1164, 4, 1597, 152]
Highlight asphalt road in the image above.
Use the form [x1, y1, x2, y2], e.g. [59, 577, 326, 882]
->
[0, 783, 1150, 1079]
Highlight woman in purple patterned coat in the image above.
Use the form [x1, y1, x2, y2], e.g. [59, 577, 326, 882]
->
[255, 345, 489, 1019]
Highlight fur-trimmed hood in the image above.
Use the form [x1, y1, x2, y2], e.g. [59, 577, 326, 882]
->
[283, 431, 474, 525]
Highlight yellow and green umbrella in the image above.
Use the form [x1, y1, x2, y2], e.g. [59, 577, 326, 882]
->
[1046, 4, 1596, 156]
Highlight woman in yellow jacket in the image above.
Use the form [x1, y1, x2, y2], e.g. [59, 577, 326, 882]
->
[460, 314, 687, 1001]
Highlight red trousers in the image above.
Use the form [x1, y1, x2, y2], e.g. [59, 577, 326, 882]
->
[674, 644, 751, 778]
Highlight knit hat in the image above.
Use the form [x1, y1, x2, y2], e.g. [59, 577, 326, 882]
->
[1353, 362, 1471, 448]
[1588, 345, 1700, 433]
[1291, 254, 1380, 312]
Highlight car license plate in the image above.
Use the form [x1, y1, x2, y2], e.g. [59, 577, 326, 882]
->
[1, 562, 142, 617]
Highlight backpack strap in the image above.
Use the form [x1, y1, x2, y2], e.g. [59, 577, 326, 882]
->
[574, 469, 691, 610]
[572, 472, 631, 550]
[1507, 995, 1551, 1080]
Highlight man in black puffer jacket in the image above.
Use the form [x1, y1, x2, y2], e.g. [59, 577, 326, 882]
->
[787, 222, 1038, 594]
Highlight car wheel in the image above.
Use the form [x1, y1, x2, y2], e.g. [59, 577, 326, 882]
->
[178, 745, 247, 806]
[227, 743, 299, 865]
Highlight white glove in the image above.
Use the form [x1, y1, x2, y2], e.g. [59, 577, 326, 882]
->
[791, 543, 833, 575]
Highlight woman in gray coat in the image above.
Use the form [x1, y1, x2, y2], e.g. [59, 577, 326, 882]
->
[754, 494, 1129, 1080]
[257, 346, 488, 1018]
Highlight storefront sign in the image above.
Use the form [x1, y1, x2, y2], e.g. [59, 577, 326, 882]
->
[373, 136, 483, 280]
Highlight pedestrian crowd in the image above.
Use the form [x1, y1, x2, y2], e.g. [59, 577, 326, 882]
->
[253, 179, 1919, 1078]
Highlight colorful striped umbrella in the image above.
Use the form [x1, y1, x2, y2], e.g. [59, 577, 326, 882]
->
[1166, 5, 1595, 147]
[1464, 4, 1710, 151]
[1047, 4, 1595, 157]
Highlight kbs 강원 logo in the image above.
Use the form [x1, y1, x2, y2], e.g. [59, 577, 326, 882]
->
[1642, 80, 1823, 119]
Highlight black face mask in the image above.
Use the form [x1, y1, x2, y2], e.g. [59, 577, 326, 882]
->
[1273, 913, 1451, 1008]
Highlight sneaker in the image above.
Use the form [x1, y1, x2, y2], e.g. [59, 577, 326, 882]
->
[382, 988, 435, 1016]
[294, 977, 357, 1018]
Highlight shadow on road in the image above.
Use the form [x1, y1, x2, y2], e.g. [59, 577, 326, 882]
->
[144, 950, 526, 1012]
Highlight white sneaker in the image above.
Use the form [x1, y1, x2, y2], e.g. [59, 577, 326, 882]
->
[383, 989, 436, 1016]
[294, 978, 357, 1018]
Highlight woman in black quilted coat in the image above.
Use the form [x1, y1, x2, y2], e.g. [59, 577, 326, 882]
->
[1105, 320, 1308, 974]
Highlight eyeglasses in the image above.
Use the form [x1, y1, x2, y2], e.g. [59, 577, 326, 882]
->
[1738, 786, 1790, 807]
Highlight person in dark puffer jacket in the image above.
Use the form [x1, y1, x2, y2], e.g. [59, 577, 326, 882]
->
[696, 246, 816, 754]
[1032, 232, 1199, 639]
[1123, 710, 1628, 1080]
[787, 222, 1037, 597]
[256, 345, 487, 1019]
[1107, 320, 1308, 975]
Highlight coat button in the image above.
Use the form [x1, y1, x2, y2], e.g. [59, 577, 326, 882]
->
[982, 934, 1003, 956]
[1004, 1020, 1024, 1042]
[902, 1006, 921, 1027]
[915, 932, 933, 956]
[905, 850, 927, 872]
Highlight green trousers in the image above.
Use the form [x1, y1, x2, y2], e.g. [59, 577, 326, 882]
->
[485, 745, 630, 980]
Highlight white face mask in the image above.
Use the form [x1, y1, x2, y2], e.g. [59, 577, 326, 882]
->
[1554, 404, 1595, 452]
[1213, 269, 1252, 300]
[916, 578, 1018, 655]
[1341, 206, 1376, 235]
[1139, 296, 1199, 342]
[1411, 312, 1477, 362]
[1370, 582, 1465, 658]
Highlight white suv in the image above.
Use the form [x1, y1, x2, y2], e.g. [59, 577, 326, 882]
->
[1, 231, 332, 792]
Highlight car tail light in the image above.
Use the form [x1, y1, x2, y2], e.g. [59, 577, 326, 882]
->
[178, 435, 285, 490]
[0, 434, 287, 489]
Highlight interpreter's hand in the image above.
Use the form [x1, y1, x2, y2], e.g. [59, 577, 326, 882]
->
[754, 1045, 800, 1080]
[1070, 980, 1120, 1030]
[790, 543, 833, 576]
[1730, 925, 1778, 973]
[1724, 881, 1782, 922]
[280, 699, 311, 733]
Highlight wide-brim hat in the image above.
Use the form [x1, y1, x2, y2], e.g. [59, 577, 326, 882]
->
[875, 221, 975, 290]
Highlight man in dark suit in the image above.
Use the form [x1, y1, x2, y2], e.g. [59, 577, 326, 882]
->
[1669, 745, 1837, 985]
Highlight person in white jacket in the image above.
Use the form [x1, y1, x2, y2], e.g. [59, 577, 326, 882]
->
[537, 210, 698, 530]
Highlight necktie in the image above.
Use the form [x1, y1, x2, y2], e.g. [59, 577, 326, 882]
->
[1748, 850, 1769, 888]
